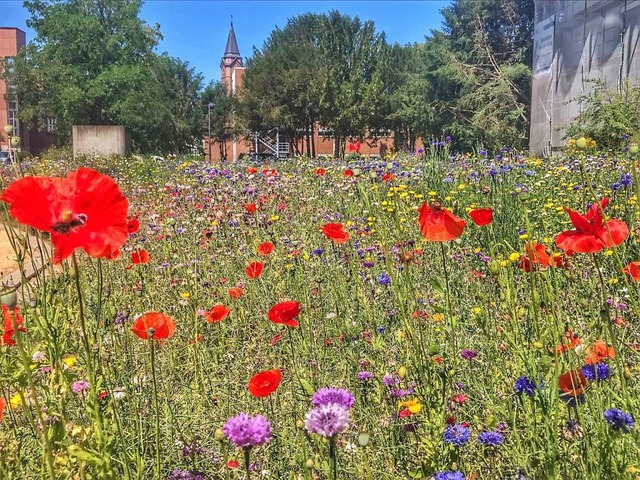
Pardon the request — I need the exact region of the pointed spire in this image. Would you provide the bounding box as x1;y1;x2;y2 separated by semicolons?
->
224;21;241;59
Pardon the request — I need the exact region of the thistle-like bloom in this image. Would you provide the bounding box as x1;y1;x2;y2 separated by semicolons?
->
478;431;504;446
312;387;355;409
444;424;470;446
223;413;272;449
514;376;537;396
305;403;350;438
434;472;465;480
604;409;635;432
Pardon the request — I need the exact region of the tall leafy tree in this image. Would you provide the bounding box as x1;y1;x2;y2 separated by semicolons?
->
7;0;204;153
201;81;242;160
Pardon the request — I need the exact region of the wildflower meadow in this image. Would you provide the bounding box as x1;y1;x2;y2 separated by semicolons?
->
1;144;640;480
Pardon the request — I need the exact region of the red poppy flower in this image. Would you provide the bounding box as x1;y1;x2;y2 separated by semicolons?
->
257;242;274;256
517;243;553;272
623;261;640;281
1;305;25;346
131;312;176;340
127;217;140;234
555;198;628;253
585;339;615;365
246;261;264;279
322;223;350;244
246;167;258;174
554;330;582;355
0;397;5;422
315;167;326;176
382;173;395;182
205;304;230;323
348;142;361;153
226;460;240;469
344;169;354;178
228;287;244;299
262;169;277;177
248;369;282;397
131;250;149;265
558;369;587;397
244;203;257;214
417;202;466;242
469;208;493;226
268;301;301;327
0;168;129;263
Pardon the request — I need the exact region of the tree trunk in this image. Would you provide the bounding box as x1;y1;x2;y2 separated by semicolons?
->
311;122;316;158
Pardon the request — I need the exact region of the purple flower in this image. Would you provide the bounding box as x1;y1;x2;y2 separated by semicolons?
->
223;413;272;449
444;424;470;446
382;374;400;387
460;349;477;360
357;371;373;381
604;409;635;432
478;431;504;446
514;376;537;396
312;387;355;409
305;403;350;438
168;469;206;480
434;472;465;480
581;363;611;381
71;380;90;394
377;273;391;285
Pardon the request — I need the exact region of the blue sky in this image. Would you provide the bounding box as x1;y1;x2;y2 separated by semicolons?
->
4;0;450;84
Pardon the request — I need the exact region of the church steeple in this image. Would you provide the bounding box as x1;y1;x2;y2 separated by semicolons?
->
220;21;245;94
224;22;242;61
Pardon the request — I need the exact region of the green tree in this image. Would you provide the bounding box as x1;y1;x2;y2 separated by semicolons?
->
6;0;204;153
201;81;242;160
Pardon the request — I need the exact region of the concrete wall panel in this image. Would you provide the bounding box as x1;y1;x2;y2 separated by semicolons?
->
72;125;130;158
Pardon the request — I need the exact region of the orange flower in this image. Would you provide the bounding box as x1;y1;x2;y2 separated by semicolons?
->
246;261;264;279
418;202;466;242
555;197;628;254
623;261;640;281
205;304;230;323
246;167;258;174
517;243;553;272
1;305;25;346
131;249;149;264
257;242;274;256
322;223;350;244
468;208;493;226
268;301;301;327
248;369;282;397
0;168;129;263
228;287;244;299
131;312;176;340
554;330;582;355
585;339;615;365
0;397;5;422
558;369;587;397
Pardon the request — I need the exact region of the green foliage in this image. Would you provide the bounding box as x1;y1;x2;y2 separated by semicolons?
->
201;81;242;160
5;0;204;153
565;79;640;150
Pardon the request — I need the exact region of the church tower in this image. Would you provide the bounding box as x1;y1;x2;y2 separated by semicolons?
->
220;22;244;94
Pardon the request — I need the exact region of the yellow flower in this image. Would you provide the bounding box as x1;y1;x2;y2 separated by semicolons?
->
10;392;22;409
62;356;77;369
398;398;422;414
471;307;482;315
432;313;444;323
180;292;190;299
269;215;280;222
428;191;437;197
508;252;521;262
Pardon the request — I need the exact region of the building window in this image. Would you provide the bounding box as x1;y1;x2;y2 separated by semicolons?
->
7;101;19;133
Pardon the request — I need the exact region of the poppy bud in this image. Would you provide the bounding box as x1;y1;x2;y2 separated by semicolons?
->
398;366;407;379
576;137;587;149
630;143;639;154
296;419;305;429
0;290;18;308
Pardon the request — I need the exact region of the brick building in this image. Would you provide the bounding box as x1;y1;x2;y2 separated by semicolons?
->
206;23;397;162
0;27;51;155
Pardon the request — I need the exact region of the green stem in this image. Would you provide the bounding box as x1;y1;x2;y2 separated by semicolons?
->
150;339;161;479
329;436;337;480
244;447;251;480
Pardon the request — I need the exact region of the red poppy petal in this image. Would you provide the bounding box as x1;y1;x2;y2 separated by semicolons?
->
555;231;605;253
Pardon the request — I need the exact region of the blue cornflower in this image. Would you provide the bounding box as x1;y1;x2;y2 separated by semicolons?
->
434;471;465;480
444;424;470;446
604;409;635;432
581;363;611;381
377;273;391;285
478;431;504;446
514;376;537;396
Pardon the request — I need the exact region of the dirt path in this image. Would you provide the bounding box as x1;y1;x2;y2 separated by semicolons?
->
0;226;18;277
